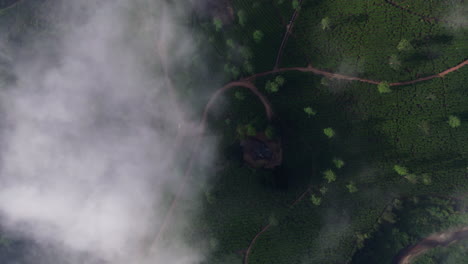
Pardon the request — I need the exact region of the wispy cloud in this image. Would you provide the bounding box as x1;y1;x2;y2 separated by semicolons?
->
0;0;215;263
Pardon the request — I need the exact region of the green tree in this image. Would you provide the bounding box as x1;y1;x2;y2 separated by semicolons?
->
243;61;254;74
405;174;418;184
346;181;358;193
323;127;335;138
237;10;247;26
448;115;461;128
304;106;317;117
265;126;275;139
397;38;413;51
265;80;279;93
333;158;345;169
235;91;245;100
224;118;231;125
321;17;331;30
394;165;408;176
323;169;336;183
292;0;299;9
226;39;235;48
389;54;401;70
310;194;322;206
253;30;264;43
213;17;223;32
239;47;253;60
275;75;285;86
246;124;256;136
378;81;392;93
320;77;330;86
319;186;328;195
421;174;432;185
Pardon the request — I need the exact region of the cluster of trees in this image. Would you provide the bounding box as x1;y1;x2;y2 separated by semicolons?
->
265;75;285;93
310;157;350;206
394;165;432;185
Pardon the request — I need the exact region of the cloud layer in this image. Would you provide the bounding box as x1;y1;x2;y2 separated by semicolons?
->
0;0;212;263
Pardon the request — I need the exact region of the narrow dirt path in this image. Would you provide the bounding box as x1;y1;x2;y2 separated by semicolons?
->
395;226;468;264
244;59;468;87
243;185;313;264
273;0;303;69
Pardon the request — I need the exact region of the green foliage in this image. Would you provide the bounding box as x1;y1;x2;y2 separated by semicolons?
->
226;39;235;48
253;30;264;43
377;81;392;93
397;38;413;51
380;210;397;224
448;115;461;128
237;10;247;27
323;169;336;183
394;165;408;176
310;194;322;206
265;76;285;93
265;126;275;139
388;54;401;70
224;64;240;79
321;17;331;30
224;118;231;125
346;182;358;193
269;215;279;226
320;77;330;86
213;17;222;32
234;91;245;100
404;174;418;184
236;125;246;137
292;0;299;9
303;106;317;117
319;186;328;195
323;127;335;138
421;174;432;185
333;158;345;169
265;80;279;93
356;232;371;249
239;47;253;60
243;61;254;74
246;124;257;136
275;76;285;86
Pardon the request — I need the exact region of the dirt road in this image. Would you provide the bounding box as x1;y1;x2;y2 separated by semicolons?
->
395;226;468;264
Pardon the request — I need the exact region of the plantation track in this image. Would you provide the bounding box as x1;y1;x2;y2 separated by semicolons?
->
273;0;303;69
384;0;448;23
244;59;468;87
244;185;314;264
394;226;468;264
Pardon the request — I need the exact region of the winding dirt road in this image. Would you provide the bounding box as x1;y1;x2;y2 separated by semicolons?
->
245;59;468;87
395;226;468;264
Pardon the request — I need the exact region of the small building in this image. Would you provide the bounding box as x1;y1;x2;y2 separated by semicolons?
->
240;133;282;169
